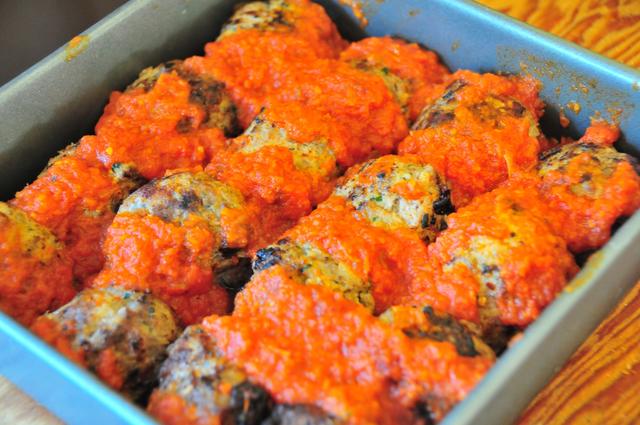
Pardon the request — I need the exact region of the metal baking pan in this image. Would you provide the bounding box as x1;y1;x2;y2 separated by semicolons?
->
0;0;638;424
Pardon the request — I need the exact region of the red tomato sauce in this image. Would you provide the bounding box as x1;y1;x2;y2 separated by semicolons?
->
340;36;451;121
203;265;492;424
399;70;545;207
93;213;230;325
76;73;227;180
11;155;127;284
284;196;437;314
0;210;75;326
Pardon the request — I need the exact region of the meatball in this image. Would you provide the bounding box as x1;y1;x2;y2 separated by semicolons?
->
217;0;346;56
335;155;452;242
0;202;75;326
380;305;495;359
119;171;250;249
349;59;411;117
237;113;340;204
253;239;374;311
341;37;450;122
400;71;544;207
128;60;240;137
219;0;294;37
11;153;138;284
31;287;180;401
264;404;338;425
418;185;578;330
537;137;640;253
74;62;237;181
148;325;273;425
94;171;253;323
204;266;492;424
119;170;254;291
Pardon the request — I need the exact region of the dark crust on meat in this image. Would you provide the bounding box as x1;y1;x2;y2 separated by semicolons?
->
412;402;437;425
264;404;338;425
222;381;274;425
412;80;466;131
252;239;374;311
127;60;241;137
412;78;530;132
252;242;284;273
154;325;273;424
401;307;480;357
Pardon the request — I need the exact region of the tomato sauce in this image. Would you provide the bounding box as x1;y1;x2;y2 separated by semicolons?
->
399;70;545;207
11;155;127;284
93;213;230;324
76;73;227;180
0;206;75;326
203;265;492;424
340;36;450;121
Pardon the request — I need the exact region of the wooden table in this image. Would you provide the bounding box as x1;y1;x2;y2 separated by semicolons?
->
1;1;639;424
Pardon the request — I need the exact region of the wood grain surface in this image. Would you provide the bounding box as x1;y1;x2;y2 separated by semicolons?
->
518;281;640;424
1;1;640;425
476;0;640;69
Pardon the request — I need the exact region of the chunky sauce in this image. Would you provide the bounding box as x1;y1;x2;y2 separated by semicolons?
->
341;36;450;121
203;266;492;424
93;214;231;324
399;70;545;207
76;73;227;180
11;155;126;283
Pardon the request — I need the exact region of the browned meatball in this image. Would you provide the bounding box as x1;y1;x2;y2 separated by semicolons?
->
128;60;240;137
380;305;495;359
253;239;374;311
335;155;452;243
32;287;180;401
537;140;640;252
148;325;273;425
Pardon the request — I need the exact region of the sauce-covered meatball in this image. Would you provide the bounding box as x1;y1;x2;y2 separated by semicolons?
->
400;71;545;207
32;287;180;401
94;171;253;324
413;185;578;330
148;325;273;425
0;202;75;325
336;155;452;242
75;62;238;181
341;36;450;122
11;152;139;284
537;123;640;252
